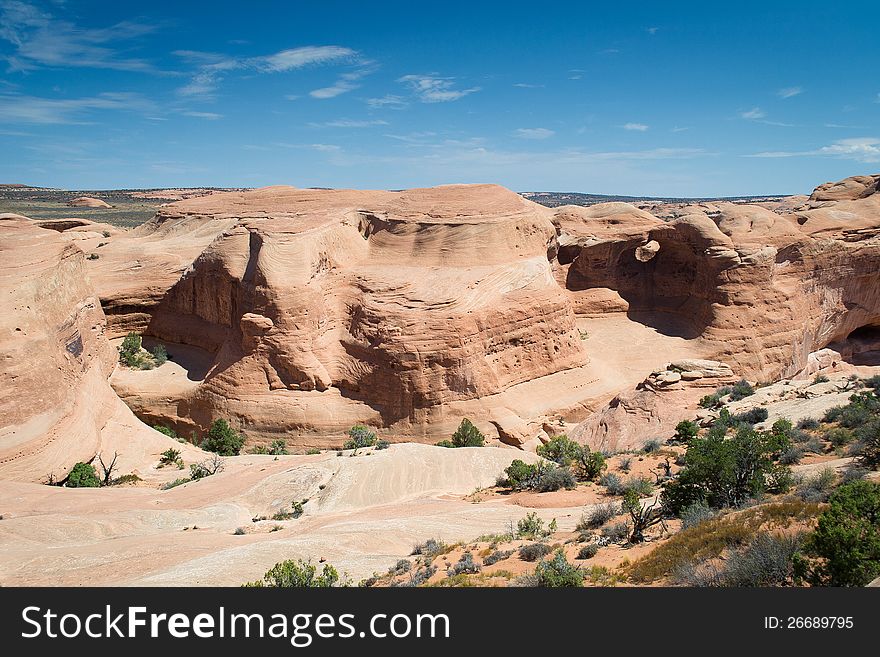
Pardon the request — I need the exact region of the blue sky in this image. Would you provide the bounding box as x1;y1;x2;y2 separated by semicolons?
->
1;0;878;196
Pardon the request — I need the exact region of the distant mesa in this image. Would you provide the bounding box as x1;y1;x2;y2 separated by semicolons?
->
67;196;112;208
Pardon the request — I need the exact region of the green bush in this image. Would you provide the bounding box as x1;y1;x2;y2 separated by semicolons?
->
268;439;288;455
577;449;606;481
516;511;549;539
577;502;619;531
698;393;722;409
450;418;485;447
643;438;662;453
375;439;390;450
118;332;143;367
343;424;377;450
673;420;699;443
534;550;584;587
797;480;880;586
245;559;340;587
66;461;101;488
732;407;769;425
200;419;245;456
797;417;820;430
661;424;792;513
519;543;552;562
533;466;576;492
576;544;599;560
728;379;755;402
537;434;582;465
151;344;168;365
159;448;183;468
153;425;178;439
825;427;854;447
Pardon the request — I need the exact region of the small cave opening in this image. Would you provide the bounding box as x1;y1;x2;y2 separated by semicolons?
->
827;323;880;366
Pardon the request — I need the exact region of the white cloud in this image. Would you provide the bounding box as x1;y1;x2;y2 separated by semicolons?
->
182;111;222;120
0;91;153;124
623;122;649;131
175;45;360;100
311;119;388;128
309;60;376;99
777;86;803;99
514;127;555;139
513;83;544;88
0;0;158;72
741;107;766;120
647;26;659;35
747;137;880;163
366;94;407;109
397;74;480;103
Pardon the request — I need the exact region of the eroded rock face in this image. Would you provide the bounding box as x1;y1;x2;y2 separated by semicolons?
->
117;184;587;443
553;181;880;381
67;196;111;208
67;175;880;448
0;217;187;482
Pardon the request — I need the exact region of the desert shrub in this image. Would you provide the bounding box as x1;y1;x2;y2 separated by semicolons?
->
841;466;869;484
447;552;481;576
518;543;551;562
643;438;662;453
578;502;619;531
796;480;880;586
534;550;584;587
109;473;141;486
673;420;699;443
159;447;182;467
619;456;632;472
398;565;437;587
516;511;548;539
825;427;854;447
599;472;623;495
680;532;806;587
306;448;321;455
161;477;190;490
391;559;411;575
661;424;792;514
537;434;581;465
802;436;825;454
732;407;769;425
577;544;599;560
245;559;340;588
483;549;513;566
266;439;287;455
450;418;485;447
796;467;837;503
624;476;654;496
796;417;820;430
233;527;246;535
200;419;245;456
500;459;538;490
576;449;607;481
151;344;168;365
118;332;142;366
778;445;804;465
601;521;630;543
863;375;880;390
533;466;576;492
101;230;111;238
728;379;755;401
153;424;178;439
698;393;722;409
679;501;714;529
189;463;211;480
343;424;377;450
435;440;454;448
813;374;830;384
411;538;446;558
66;462;100;488
855;424;880;470
290;499;305;518
375;439;390;450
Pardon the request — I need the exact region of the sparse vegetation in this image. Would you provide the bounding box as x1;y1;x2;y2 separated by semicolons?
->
673;420;699;443
576;544;599;559
537;434;581;465
65;461;100;488
159;447;183;469
343;424;377;450
518;543;552;562
728;379;755;401
200;419;245;456
661;424;792;514
448;418;485;447
244;559;341;588
533;550;583;587
577;502;618;531
795;480;880;586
